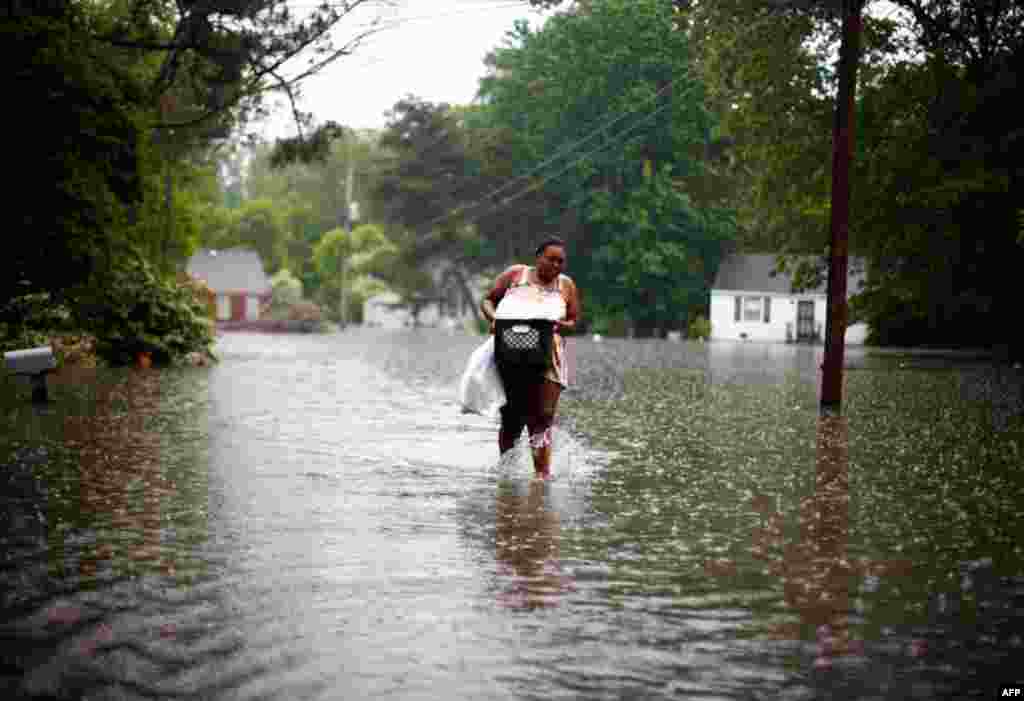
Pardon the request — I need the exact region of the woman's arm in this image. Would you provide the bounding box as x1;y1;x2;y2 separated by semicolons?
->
481;266;519;330
556;277;580;334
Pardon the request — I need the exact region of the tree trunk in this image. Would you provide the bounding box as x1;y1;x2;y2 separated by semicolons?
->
821;0;863;413
451;267;483;324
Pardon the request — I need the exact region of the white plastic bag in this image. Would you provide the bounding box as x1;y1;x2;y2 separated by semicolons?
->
457;336;506;419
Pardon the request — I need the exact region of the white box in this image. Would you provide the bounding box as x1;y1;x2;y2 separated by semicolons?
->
4;346;56;375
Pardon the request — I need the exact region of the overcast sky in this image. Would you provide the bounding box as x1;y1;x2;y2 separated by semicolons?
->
258;0;557;140
257;0;909;141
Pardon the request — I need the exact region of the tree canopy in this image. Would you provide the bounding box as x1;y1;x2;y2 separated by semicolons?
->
6;0;382;304
684;0;1023;352
471;0;734;335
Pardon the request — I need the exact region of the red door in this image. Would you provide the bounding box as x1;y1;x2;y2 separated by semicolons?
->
230;294;246;321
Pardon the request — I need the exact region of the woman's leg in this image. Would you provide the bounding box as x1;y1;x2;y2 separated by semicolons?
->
526;380;562;476
499;404;526;454
498;367;527;455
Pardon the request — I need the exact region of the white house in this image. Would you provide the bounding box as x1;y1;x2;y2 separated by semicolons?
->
363;262;488;330
185;248;272;322
363;291;416;329
709;254;869;344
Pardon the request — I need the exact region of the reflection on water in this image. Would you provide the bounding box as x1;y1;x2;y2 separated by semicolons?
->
1;331;1023;700
495;478;575;610
745;415;857;662
0;365;224;699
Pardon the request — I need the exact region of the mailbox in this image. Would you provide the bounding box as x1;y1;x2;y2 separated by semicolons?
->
4;346;56;375
3;346;55;402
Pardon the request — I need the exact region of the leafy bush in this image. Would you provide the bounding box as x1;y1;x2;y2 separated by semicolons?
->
287;301;322;322
50;334;99;367
262;270;315;323
688;314;711;341
271;269;303;308
178;273;215;321
0;293;71;354
70;251;215;366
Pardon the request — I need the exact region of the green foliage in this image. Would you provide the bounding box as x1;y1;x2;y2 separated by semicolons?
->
685;0;837;249
313;223;396;321
196;201;240;250
5;0;378;318
259;269;328;330
0;294;74;356
6;5;147;303
234;199;289;274
69;250;215;366
269;122;346;168
243;130;386;302
688;0;1024;356
270;269;304;307
475;0;734;334
688;314;711;341
375;99;484;255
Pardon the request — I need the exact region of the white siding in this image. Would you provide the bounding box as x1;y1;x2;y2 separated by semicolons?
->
363;290;480;330
711;290;868;345
815;298;828;340
364;292;411;329
246;295;261;321
845;322;868;345
711;291;803;342
216;294;231;321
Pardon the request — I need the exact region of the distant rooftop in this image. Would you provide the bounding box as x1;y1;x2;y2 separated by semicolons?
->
185;248;272;294
713;253;866;295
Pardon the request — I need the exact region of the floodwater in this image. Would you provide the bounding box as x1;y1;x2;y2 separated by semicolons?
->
2;329;1022;700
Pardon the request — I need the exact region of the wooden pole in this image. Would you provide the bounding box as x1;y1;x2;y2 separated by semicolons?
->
820;0;862;413
341;153;354;329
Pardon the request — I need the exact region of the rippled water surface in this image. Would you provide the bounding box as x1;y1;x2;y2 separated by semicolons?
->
2;330;1023;700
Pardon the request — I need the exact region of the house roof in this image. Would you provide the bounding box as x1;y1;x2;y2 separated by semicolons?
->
712;253;866;295
185;248;272;294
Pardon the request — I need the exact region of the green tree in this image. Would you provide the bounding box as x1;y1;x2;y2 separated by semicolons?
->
371;98;495;316
686;0;1024;355
7;3;147;305
313;223;395;321
233;199;289;274
475;0;734;335
5;0;384;303
248;129;387;299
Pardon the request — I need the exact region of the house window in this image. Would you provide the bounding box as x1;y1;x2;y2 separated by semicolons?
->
216;294;231;321
734;296;771;323
743;297;762;322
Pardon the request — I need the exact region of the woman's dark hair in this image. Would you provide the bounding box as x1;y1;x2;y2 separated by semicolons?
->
535;237;567;256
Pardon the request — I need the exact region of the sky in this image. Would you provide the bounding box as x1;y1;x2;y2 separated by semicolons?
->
255;0;909;142
258;0;557;141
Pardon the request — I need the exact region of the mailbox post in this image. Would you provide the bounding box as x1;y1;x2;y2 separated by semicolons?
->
4;346;56;403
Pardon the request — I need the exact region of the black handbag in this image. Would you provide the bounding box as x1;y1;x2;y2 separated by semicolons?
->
494;318;553;373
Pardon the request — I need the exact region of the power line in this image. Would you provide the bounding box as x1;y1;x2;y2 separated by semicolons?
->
425;95;678;232
285;1;530;25
464;77;680;211
421;78;685;232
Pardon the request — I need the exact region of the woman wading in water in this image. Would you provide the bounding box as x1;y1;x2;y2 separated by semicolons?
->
481;238;580;479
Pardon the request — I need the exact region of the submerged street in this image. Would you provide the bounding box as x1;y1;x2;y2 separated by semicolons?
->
2;330;1022;700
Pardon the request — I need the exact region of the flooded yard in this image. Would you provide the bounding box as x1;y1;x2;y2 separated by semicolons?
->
2;329;1022;700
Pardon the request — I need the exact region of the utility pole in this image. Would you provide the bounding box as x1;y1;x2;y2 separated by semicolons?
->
341;153;354;329
820;0;863;414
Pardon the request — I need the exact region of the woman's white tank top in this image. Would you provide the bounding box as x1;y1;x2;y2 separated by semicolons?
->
494;266;567;321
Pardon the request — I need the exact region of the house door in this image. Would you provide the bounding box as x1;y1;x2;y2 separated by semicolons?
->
230;294;246;321
796;300;815;342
